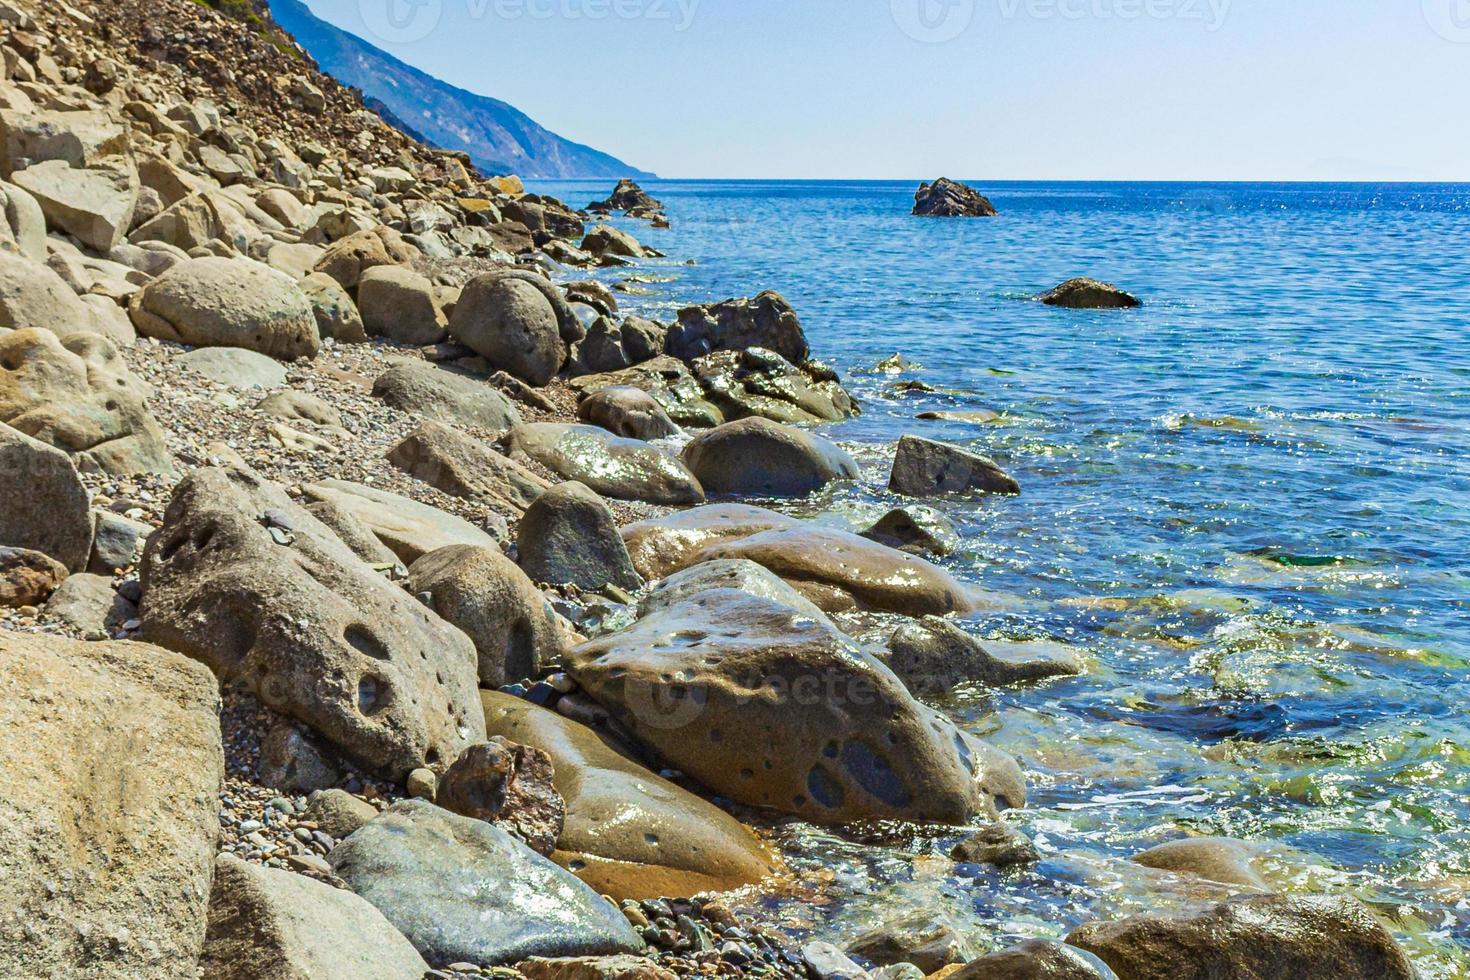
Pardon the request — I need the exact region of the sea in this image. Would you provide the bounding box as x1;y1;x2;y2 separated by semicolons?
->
529;179;1470;977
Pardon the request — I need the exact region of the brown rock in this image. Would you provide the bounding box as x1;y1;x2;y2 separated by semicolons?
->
438;736;566;856
0;545;66;607
1130;837;1270;890
388;420;547;517
519;955;677;980
1038;278;1141;309
889;435;1020;497
620;503;798;581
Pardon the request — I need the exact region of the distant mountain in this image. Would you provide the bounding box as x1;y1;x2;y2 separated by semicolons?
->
268;0;652;179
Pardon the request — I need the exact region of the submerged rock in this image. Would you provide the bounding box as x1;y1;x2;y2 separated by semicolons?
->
328;799;644;967
1066;894;1414;980
912;178;997;218
950;821;1040;868
845;911;976;975
1039;277;1141;309
949;941;1116;980
890;435;1021;497
885;618;1083;693
570;589;1023;824
682;417;859;497
1130;837;1270;890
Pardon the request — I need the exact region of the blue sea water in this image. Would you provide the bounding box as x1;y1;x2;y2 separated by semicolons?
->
531;180;1470;974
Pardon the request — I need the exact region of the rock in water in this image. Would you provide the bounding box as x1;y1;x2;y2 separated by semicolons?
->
482;691;774;900
912;178;997;217
682;417;859;497
845;911;976;975
128;256;321;359
1129;836;1270;890
1066;894;1415;980
507;423;704;507
518;482;645;593
328;800;644;967
0;632;223;979
1038;277;1141;309
950;821;1040;869
667;292;810;365
408;544;570;688
140;464;485;780
949;941;1117;980
885;617;1083;693
437;736;566;856
0;422;93;571
200;855;429;980
860;507;961;557
889;435;1021;497
589;179;663;213
570;589;1024;824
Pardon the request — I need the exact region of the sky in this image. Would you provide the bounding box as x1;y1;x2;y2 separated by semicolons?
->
302;0;1470;180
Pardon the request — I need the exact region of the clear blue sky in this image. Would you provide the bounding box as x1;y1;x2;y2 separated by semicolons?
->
305;0;1470;180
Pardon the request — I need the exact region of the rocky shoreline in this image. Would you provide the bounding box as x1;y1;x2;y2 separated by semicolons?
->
0;1;1426;979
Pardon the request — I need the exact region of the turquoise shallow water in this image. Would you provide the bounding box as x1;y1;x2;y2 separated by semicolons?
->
531;180;1470;975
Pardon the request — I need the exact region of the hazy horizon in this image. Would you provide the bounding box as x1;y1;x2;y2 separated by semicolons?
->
303;0;1470;182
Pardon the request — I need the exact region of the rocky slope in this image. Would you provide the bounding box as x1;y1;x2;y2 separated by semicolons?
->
0;0;1422;978
269;0;652;179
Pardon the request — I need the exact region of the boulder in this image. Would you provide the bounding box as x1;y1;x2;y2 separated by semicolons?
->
589;179;663;213
300;272;367;343
0;632;223;979
668;292;809;365
0;545;66;607
0;328;173;475
950;821;1040;868
692;347;857;425
0;178;45;260
11;157;138;252
129;257;321;360
1129;837;1270;890
372;359;521;433
255;187;312;230
507;423;704;507
303;478;505;564
845;911;976;975
582;224;648;260
302;789;379;841
313;226;416;291
912;178;997;217
682;417;859;497
328;799;644;967
408;544;570;688
305;497;404;572
43;571;135;633
517;482;644;593
1039;277;1141;309
502;196;584;241
570;316;634;375
437;736;565;855
449;270;581;387
568;356;723;429
180;347;287;389
358;265;448;346
640;559;828;623
0;109;128;175
860;507;960;557
620;504;798;581
0;250;114;339
948;941;1116;980
0;422;92;571
1066;895;1414;980
141;465;485;779
570;589;1023;824
697;526;986;616
89;509;148;574
256;390;344;432
889;435;1020;497
577;385;679;441
483;691;775;901
201;856;428;980
389;420;547;517
885;618;1083;693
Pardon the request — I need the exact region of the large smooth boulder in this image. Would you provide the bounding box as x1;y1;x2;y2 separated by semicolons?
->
128;257;321;360
200;855;429;980
912;178;997;217
577;384;679;441
328;800;644;967
449;270;581;387
312;226;416;291
0;422;92;571
889;435;1020;497
949;941;1116;980
640;559;828;623
372;359;521;433
300;272;367;343
507;423;704;506
482;692;775;900
0;328;173;475
11;158;138;252
1066;895;1414;980
667;291;809;365
408;544;570;688
682;417;859;497
0;250;114;339
0;632;223;978
0;109;128;175
1039;277;1141;309
388;420;547;516
358;265;448;346
620;504;798;581
571;589;1022;824
141;465;485;779
303;479;505;564
696;525;986;616
517;482;643;593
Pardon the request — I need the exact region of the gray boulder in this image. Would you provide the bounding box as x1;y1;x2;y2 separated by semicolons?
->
682;417;859;497
449;270;581;387
11;157;139;252
301;272;367;343
0;422;92;571
912;178;997;218
0;250;115;339
640;559;827;623
889;435;1020;497
372;359;521;434
328;800;644;967
303;478;506;564
518;482;643;594
179;347;288;389
358;265;448;346
885;618;1083;694
507;422;704;507
388;420;548;517
576;385;679;441
860;507;961;557
43;572;135;634
128;257;321;360
668;292;809;365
